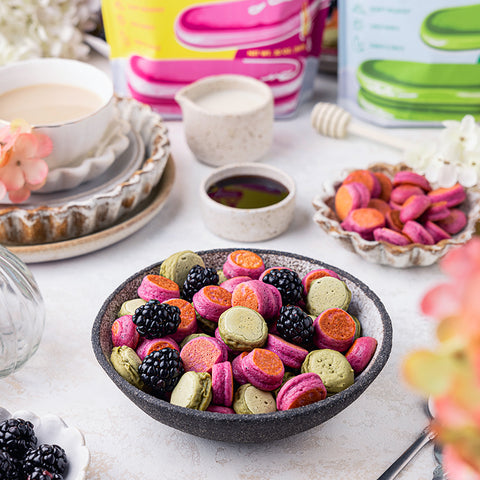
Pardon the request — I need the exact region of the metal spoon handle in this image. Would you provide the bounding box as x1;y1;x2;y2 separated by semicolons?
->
377;427;436;480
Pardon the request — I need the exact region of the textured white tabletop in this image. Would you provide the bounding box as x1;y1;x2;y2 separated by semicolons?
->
0;53;442;480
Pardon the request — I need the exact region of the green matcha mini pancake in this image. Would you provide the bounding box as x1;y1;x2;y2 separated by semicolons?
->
110;346;144;389
421;4;480;51
170;371;212;410
218;306;268;352
159;250;205;290
118;298;146;317
233;383;276;414
306;276;351;317
301;349;354;394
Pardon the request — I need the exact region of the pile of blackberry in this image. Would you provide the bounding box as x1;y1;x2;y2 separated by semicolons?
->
0;418;68;480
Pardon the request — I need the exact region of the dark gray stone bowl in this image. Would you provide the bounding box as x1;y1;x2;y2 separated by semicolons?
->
92;248;392;443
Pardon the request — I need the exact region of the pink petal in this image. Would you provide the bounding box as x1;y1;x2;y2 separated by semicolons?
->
33;132;53;158
12;133;38;159
443;446;480;480
21;158;48;185
8;186;31;203
0;164;24;191
421;283;461;319
442;239;480;280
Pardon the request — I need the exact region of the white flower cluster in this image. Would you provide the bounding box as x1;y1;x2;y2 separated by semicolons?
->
405;115;480;188
0;0;101;65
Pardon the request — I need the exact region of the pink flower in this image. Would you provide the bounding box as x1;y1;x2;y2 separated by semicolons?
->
0;120;52;203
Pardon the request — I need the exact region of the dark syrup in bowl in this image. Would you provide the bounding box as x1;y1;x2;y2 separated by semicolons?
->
207;175;289;209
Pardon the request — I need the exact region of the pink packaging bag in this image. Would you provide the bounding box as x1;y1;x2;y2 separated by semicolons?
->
102;0;330;118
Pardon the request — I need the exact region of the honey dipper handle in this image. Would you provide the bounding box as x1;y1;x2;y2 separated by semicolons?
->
311;102;408;151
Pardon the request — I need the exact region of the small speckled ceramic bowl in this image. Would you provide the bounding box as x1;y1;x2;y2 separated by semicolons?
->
91;248;392;443
312;163;480;268
175;74;274;166
200;163;296;242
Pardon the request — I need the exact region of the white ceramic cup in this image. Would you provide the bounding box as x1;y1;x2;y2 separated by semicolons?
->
0;58;114;170
175;74;274;167
200;162;296;242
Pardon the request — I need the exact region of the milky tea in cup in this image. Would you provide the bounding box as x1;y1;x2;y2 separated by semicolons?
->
0;58;114;169
0;84;104;125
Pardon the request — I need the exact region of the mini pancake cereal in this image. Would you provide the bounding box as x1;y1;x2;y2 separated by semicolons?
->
334;169;468;246
109;250;378;413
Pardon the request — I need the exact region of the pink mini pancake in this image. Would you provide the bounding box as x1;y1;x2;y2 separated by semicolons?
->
373;227;411;246
428;184;466;207
399;195;431;223
341;208;385;241
386;210;404;233
372;171;393;202
390;185;424;204
180;336;228;373
367;198;391;217
402;220;435;245
219;276;251;293
389;200;403;211
265;334;308;369
265;283;282;320
193;285;232;322
423;201;450;222
334;182;370;221
232;280;280;321
136;336;179;360
435;209;467;235
343;170;381;198
211;361;234;407
392;171;432;191
163;298;197;343
231;351;249;384
206;405;235;414
345;336;378;374
276;372;327;411
111;315;140;349
302;269;340;295
243;348;284;391
425;221;451;243
137;274;180;302
223;250;265;279
313;308;356;352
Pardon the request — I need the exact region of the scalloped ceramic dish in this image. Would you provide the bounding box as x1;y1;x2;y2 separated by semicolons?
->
0;97;170;245
0;408;90;480
312;163;480;268
92;248;392;443
38;111;131;193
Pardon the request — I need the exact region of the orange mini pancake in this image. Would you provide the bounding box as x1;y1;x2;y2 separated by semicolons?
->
314;308;356;352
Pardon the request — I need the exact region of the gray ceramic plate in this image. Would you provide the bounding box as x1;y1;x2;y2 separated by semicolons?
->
92;249;392;443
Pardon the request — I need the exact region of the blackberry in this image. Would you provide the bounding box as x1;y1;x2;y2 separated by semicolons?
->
0;450;21;480
182;266;219;302
23;444;68;477
133;300;181;339
0;417;37;460
277;305;314;345
27;469;63;480
262;268;303;305
138;348;184;397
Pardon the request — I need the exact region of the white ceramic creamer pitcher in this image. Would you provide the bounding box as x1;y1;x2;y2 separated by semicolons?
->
175;74;274;167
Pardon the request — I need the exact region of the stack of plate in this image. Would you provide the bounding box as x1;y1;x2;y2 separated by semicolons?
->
2;97;175;263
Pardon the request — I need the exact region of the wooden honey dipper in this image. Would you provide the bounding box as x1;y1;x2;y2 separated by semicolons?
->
311;102;412;151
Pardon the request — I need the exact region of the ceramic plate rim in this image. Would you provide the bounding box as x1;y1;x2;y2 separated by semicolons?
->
7;155;175;263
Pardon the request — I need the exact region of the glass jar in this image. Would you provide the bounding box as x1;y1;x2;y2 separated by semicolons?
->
0;246;44;377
